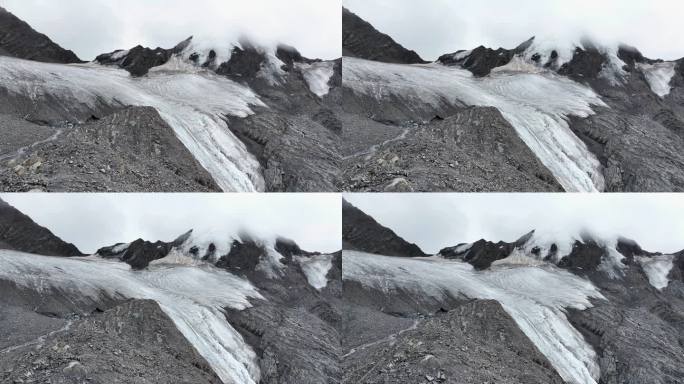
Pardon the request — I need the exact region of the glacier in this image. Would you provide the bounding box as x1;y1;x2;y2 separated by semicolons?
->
0;56;266;192
0;249;265;384
343;56;607;192
343;250;606;384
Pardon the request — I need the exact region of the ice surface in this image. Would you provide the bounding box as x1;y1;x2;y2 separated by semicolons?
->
0;56;266;192
295;253;334;290
343;250;605;384
297;61;335;97
637;254;675;290
638;62;676;97
343;57;607;192
0;250;264;384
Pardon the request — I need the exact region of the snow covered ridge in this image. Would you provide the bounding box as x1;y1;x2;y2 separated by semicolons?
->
343;250;605;384
0;249;264;384
343;56;607;192
0;55;266;191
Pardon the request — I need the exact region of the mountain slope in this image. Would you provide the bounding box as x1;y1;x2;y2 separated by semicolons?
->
0;6;82;63
0;198;82;256
342;7;426;64
343;199;426;257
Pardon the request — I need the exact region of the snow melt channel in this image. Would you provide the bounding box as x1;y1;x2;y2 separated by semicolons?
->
343;57;607;192
0;56;266;192
0;250;264;384
343;250;605;384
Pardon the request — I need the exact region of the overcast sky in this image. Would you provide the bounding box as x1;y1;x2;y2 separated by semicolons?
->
343;0;684;61
1;0;341;60
2;194;341;254
345;193;684;254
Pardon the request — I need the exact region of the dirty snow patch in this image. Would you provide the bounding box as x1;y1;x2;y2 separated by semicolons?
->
296;254;334;290
638;62;676;97
637;254;675;290
298;61;335;97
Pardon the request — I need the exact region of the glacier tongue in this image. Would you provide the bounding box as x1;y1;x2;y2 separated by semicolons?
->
0;250;264;384
0;56;266;192
343;57;607;192
343;250;605;384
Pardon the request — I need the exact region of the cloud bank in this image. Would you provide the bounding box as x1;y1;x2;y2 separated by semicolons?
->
345;193;684;254
343;0;684;61
2;0;341;60
2;193;341;254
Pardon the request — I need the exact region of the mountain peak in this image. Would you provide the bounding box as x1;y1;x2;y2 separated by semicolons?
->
0;6;83;63
342;7;427;64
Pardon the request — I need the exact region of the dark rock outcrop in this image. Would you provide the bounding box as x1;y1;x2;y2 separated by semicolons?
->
0;198;82;256
97;230;192;269
342;199;426;257
0;6;82;63
440;230;534;270
95;37;191;76
342;7;426;64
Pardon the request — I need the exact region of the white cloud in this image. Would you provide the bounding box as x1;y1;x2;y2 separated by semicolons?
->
2;0;341;60
345;193;684;254
2;193;341;254
343;0;684;61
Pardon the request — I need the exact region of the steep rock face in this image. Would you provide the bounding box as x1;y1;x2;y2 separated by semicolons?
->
342;7;426;64
0;198;82;256
437;38;533;76
342;199;425;257
0;106;221;192
0;6;82;63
